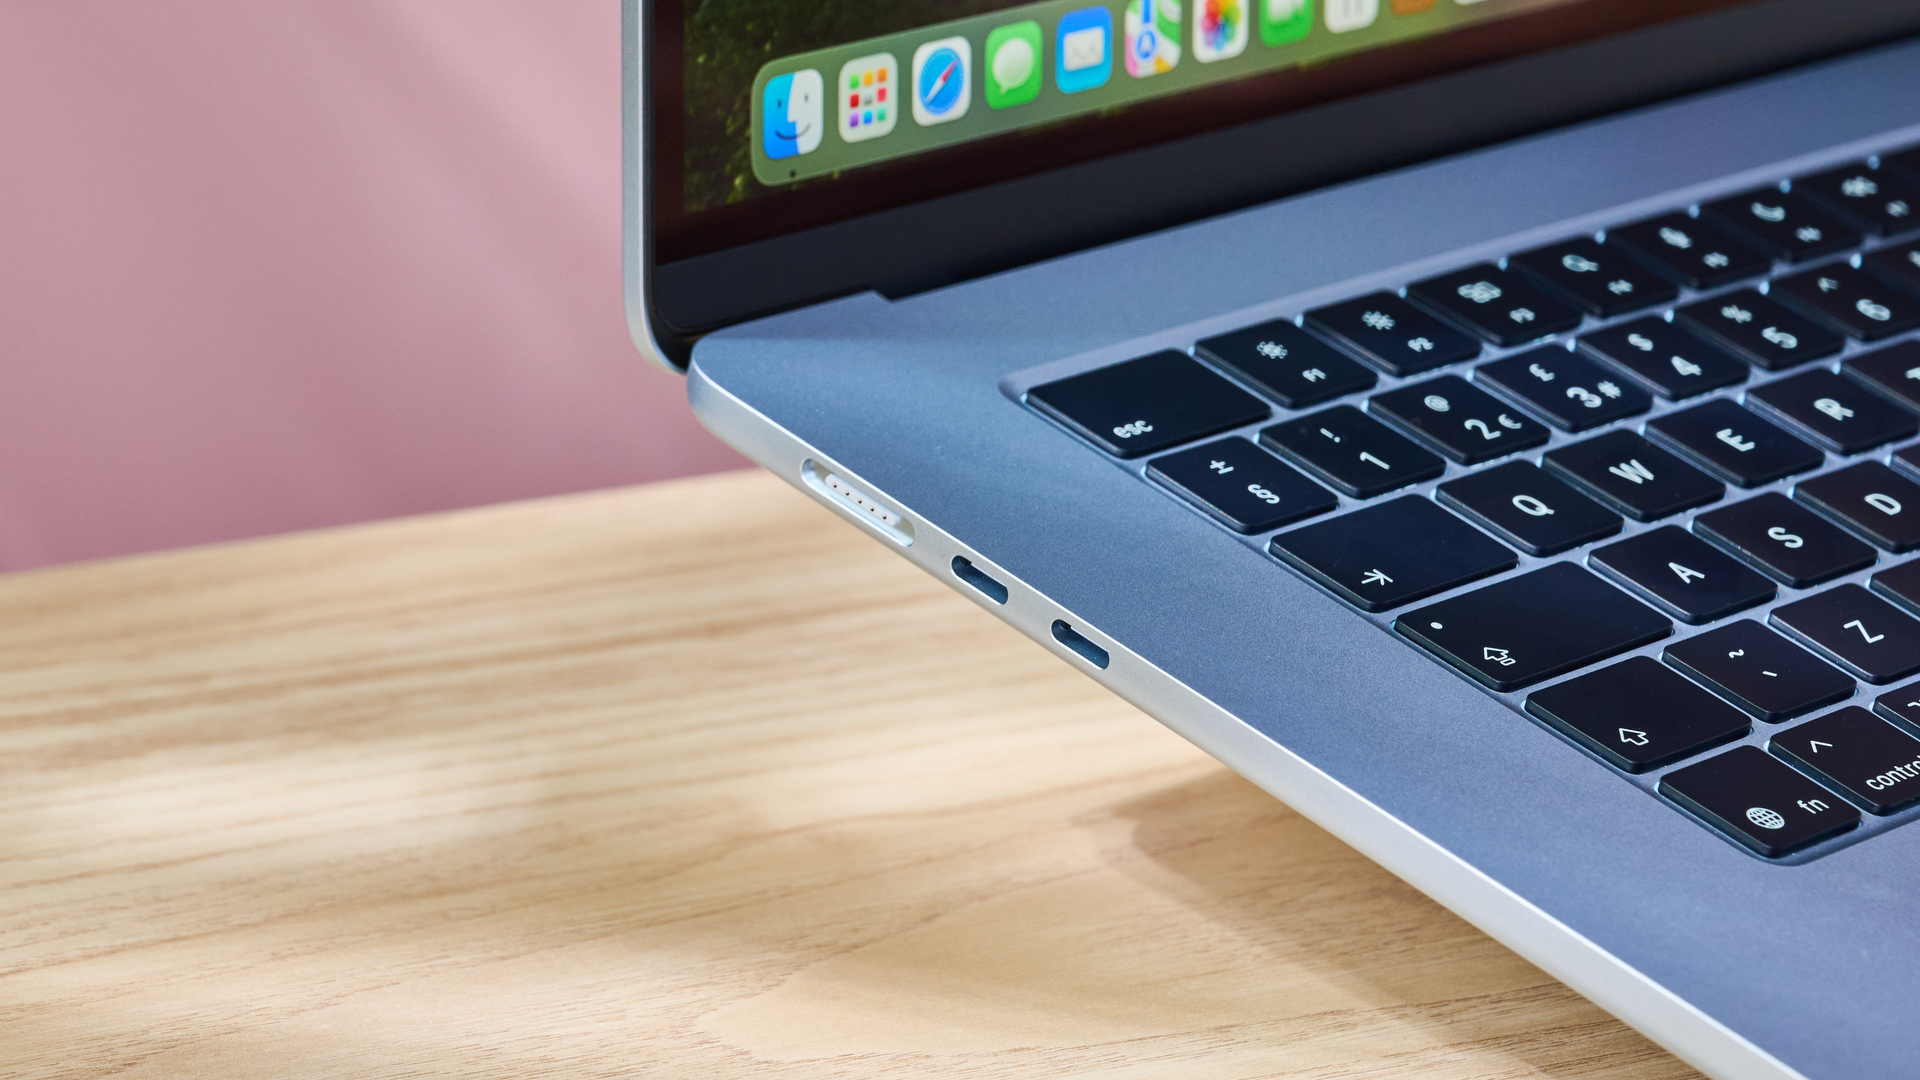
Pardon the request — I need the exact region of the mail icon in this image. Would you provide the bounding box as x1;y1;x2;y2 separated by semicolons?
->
1055;7;1113;93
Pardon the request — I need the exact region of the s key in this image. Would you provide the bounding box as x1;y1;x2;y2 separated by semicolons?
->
1693;493;1876;588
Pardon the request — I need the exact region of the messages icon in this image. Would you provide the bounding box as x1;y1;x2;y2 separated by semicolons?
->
762;69;823;160
1056;7;1113;94
985;22;1043;108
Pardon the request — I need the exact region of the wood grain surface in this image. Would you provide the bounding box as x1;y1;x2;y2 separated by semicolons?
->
0;469;1702;1078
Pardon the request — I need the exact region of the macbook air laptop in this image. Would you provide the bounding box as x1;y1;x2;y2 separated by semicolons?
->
624;2;1920;1076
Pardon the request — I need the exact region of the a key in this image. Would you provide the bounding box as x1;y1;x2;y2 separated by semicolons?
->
1578;318;1747;400
1542;431;1723;522
1663;620;1855;721
1770;585;1920;684
1660;746;1859;857
1643;399;1823;488
1147;438;1337;533
1509;237;1678;317
1872;682;1920;727
1194;320;1377;409
1773;707;1920;815
1589;526;1775;623
1475;347;1651;431
1366;376;1549;464
1675;290;1843;371
1395;563;1669;692
1259;406;1445;498
1869;559;1920;616
1405;265;1583;347
1771;264;1920;340
1028;351;1270;458
1435;461;1621;556
1702;188;1862;262
1795;163;1920;237
1864;240;1920;295
1795;462;1920;552
1841;340;1920;413
1526;657;1749;772
1693;493;1875;587
1608;213;1771;288
1270;496;1516;612
1303;293;1481;376
1744;369;1918;454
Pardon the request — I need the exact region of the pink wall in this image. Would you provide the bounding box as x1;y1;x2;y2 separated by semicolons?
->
0;0;745;572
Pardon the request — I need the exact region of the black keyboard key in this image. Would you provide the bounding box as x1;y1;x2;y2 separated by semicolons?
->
1259;406;1445;498
1841;340;1920;413
1664;621;1855;721
1405;266;1583;347
1543;431;1723;522
1509;237;1678;317
1395;563;1669;692
1745;369;1919;454
1590;526;1775;624
1675;290;1843;371
1609;213;1771;288
1644;399;1823;488
1270;496;1515;612
1870;559;1920;616
1367;376;1549;464
1303;293;1481;377
1884;145;1920;186
1475;348;1651;432
1579;318;1747;400
1771;585;1920;684
1436;462;1621;556
1773;707;1920;815
1702;188;1862;262
1771;264;1920;340
1873;683;1920;727
1661;747;1859;857
1029;351;1269;458
1527;657;1749;772
1694;493;1875;587
1864;239;1920;295
1194;320;1377;409
1795;163;1920;237
1795;462;1920;552
1148;438;1337;533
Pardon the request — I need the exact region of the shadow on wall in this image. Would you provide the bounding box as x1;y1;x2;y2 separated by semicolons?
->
0;0;746;572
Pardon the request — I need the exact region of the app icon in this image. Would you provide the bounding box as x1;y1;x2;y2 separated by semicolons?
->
1261;0;1312;44
985;22;1043;108
837;53;897;142
1390;0;1435;11
1324;0;1377;32
1056;7;1113;93
1125;0;1182;77
1194;0;1247;61
911;37;972;126
762;69;823;160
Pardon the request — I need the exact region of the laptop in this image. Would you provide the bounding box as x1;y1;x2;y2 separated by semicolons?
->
625;2;1920;1076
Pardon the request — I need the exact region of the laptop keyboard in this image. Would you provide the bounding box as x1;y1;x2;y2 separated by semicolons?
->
1023;148;1920;860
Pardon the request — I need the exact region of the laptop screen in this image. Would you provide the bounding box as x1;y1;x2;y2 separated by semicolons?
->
652;0;1758;265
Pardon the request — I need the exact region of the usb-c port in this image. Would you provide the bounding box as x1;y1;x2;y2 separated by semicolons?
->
951;557;1008;605
1051;620;1109;669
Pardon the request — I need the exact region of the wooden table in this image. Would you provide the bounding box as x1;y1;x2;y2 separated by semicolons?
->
0;470;1702;1078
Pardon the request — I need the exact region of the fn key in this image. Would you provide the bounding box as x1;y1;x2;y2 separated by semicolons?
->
1661;746;1858;857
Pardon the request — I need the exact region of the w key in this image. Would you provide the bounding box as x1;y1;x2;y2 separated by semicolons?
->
1770;585;1920;684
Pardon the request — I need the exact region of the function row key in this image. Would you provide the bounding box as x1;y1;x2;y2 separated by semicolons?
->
1607;212;1772;289
1303;293;1482;377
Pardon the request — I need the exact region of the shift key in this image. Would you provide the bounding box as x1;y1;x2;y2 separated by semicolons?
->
1395;563;1670;691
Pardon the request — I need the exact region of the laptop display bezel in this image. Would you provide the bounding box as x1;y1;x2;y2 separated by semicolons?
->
628;0;1920;371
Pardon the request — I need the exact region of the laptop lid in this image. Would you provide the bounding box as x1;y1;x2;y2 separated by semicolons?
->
626;0;1920;372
